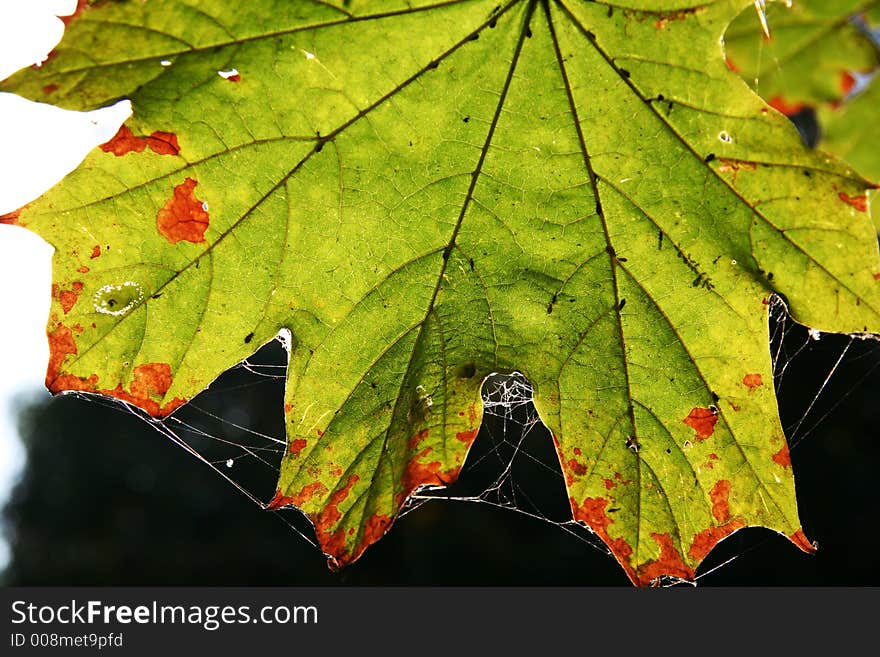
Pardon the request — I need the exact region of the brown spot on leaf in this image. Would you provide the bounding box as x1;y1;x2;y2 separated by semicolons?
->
90;245;101;259
42;84;59;94
604;478;616;490
289;438;308;457
838;193;868;212
637;533;695;586
689;520;745;561
743;373;763;389
100;124;180;156
772;443;791;468
156;177;210;244
571;496;636;584
684;407;718;440
710;479;731;523
789;528;817;554
77;266;89;273
768;96;806;116
705;453;719;469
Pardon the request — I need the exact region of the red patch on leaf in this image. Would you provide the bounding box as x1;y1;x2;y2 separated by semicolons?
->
725;57;739;73
604;478;616;490
46;324;78;388
100;124;180;156
0;209;21;225
874;273;880;280
407;429;429;449
53;281;83;315
742;373;763;389
46;343;185;417
572;496;636;584
77;266;90;273
683;407;718;440
768;96;806;116
289;438;308;457
689;520;745;561
710;479;731;523
156;178;210;244
455;429;478;445
397;447;452;505
772;443;791;468
637;533;695;586
705;453;719;470
42;84;59;95
840;71;856;96
90;245;101;259
838;193;868;212
60;0;89;25
567;459;587;477
790;528;817;554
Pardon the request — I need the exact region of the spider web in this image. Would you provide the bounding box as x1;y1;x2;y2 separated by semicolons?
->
56;290;880;586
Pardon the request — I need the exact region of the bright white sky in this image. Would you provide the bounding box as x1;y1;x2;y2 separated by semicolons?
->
0;0;130;570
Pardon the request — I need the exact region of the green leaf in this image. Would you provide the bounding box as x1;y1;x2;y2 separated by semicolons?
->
819;79;880;182
724;0;879;112
4;0;879;585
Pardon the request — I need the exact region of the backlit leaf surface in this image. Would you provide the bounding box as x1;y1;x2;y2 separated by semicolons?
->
4;0;880;584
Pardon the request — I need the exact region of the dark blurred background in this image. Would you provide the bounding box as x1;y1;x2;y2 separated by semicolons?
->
1;300;879;586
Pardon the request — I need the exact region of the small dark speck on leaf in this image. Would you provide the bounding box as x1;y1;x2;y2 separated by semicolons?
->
705;153;716;162
619;68;630;79
469;257;474;270
607;6;614;17
618;298;627;311
463;116;470;123
151;293;162;299
244;332;254;344
489;18;497;28
427;60;439;69
657;231;664;250
467;32;479;41
525;27;532;38
454;362;477;379
665;448;671;454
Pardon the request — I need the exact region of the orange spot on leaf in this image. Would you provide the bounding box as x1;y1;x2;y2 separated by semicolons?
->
790;528;817;554
156;177;210;244
572;496;636;584
42;83;58;94
637;533;695;586
725;57;739;73
289;438;308;457
455;429;478;445
710;479;731;523
838;193;868;212
742;373;763;390
100;124;180;157
0;209;21;225
840;71;856;96
684;407;718;440
689;520;745;561
90;245;101;259
768;96;807;116
772;443;791;468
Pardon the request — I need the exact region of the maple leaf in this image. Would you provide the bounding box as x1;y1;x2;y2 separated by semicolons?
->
3;0;879;585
